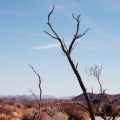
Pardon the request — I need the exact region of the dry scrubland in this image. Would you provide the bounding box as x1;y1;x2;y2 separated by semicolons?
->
0;98;87;120
0;98;120;120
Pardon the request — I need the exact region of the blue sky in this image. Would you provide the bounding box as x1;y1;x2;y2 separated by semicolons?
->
0;0;120;97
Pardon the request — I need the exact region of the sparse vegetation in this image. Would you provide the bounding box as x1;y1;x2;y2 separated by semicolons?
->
0;98;119;120
0;4;119;120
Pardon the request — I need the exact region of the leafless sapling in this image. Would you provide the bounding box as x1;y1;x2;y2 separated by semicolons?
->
86;65;120;120
29;65;42;120
86;65;104;113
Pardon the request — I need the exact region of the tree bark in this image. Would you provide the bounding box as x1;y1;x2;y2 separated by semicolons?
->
67;55;95;120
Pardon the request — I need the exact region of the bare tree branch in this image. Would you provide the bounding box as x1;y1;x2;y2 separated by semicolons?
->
44;7;67;54
68;14;80;54
70;42;78;53
62;38;68;51
76;63;78;69
48;5;55;23
69;14;89;54
44;31;58;39
72;14;81;22
29;90;40;108
29;64;42;102
77;28;89;39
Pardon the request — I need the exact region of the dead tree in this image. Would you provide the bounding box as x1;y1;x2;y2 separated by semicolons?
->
29;65;42;120
86;65;104;114
86;65;120;120
44;6;95;120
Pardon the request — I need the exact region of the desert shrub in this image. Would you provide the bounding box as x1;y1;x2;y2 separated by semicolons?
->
101;104;113;116
44;105;61;118
0;114;13;120
52;112;68;120
7;99;16;106
60;102;89;120
15;102;24;109
67;110;89;120
0;105;4;113
0;99;4;104
21;112;34;120
21;100;34;109
3;107;12;115
0;115;7;120
0;105;12;115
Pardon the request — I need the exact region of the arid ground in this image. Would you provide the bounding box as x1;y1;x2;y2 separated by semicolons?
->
0;97;120;120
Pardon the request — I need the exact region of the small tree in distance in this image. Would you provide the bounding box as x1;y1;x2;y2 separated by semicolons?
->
86;65;104;114
44;6;95;120
86;65;120;120
29;64;42;120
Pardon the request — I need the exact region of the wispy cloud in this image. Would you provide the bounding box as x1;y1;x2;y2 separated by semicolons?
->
34;43;60;50
34;41;99;51
34;42;70;50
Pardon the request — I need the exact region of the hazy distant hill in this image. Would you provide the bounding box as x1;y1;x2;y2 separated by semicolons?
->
0;95;56;100
1;93;120;102
0;95;74;100
72;93;120;102
59;95;75;100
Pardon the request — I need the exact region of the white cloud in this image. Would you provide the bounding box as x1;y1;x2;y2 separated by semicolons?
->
34;41;70;50
34;43;60;50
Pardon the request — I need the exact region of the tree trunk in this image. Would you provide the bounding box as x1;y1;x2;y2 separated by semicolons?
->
67;55;95;120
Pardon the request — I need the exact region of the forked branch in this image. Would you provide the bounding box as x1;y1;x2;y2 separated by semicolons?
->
69;14;89;54
44;6;89;56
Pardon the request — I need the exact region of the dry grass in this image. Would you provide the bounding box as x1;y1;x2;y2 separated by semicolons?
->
0;98;119;120
92;117;120;120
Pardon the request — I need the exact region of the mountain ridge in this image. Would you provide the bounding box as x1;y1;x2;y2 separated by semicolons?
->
0;94;74;100
0;93;120;101
72;93;120;102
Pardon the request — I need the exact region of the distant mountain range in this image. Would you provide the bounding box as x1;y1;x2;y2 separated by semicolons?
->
0;95;74;100
0;93;120;102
